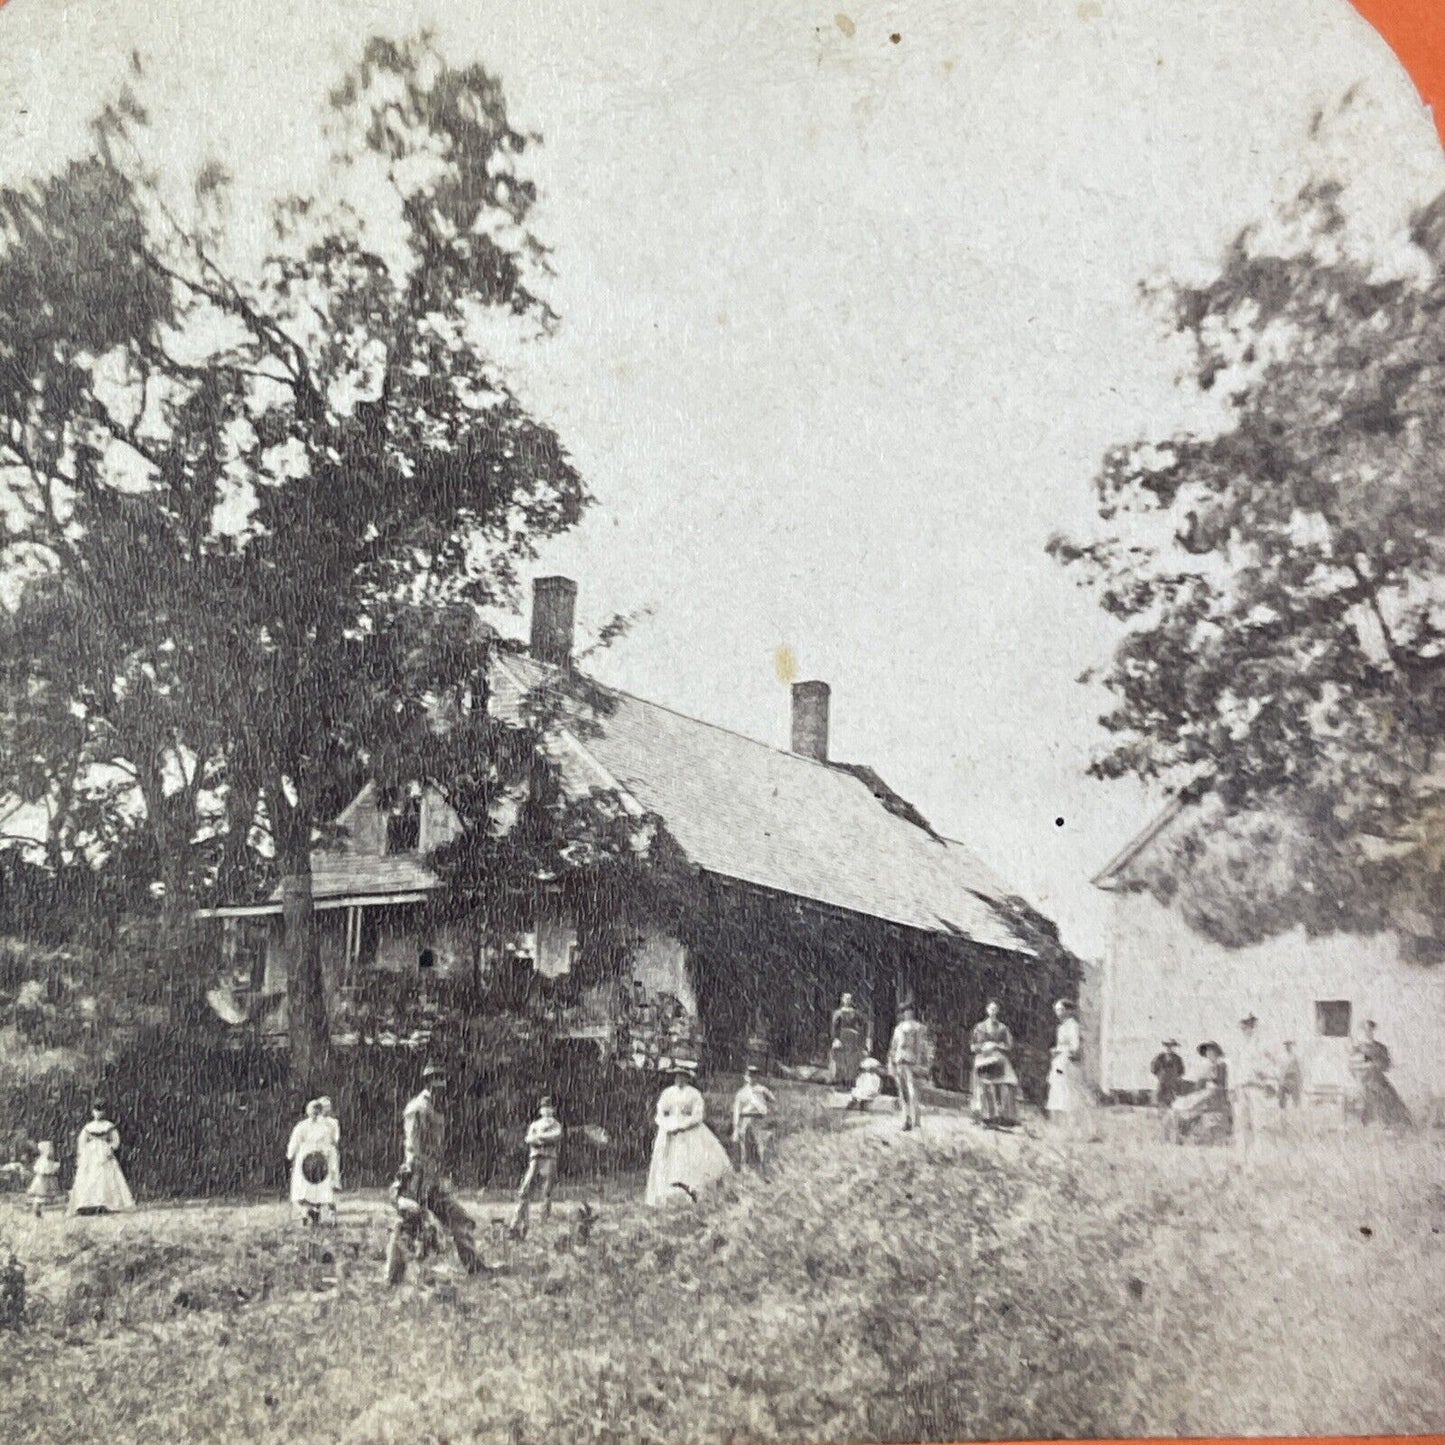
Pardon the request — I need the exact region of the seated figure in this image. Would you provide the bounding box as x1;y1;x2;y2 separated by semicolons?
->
845;1057;883;1111
1166;1042;1233;1145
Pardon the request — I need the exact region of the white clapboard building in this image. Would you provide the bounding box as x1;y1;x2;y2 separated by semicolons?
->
1093;797;1445;1113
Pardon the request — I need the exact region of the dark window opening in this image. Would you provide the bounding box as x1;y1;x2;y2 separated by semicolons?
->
387;796;421;853
418;948;436;972
1315;1000;1351;1038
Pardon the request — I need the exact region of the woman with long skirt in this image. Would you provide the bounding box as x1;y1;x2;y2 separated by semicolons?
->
645;1067;732;1207
286;1099;337;1225
1350;1021;1413;1129
829;993;868;1090
1167;1042;1234;1145
71;1102;135;1215
1045;1000;1091;1128
969;999;1020;1128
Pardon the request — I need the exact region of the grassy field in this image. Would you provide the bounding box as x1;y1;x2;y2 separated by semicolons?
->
2;1086;1443;1444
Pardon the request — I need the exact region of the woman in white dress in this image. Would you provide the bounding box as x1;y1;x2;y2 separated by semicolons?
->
286;1099;336;1225
1045;1000;1090;1121
316;1096;342;1211
645;1067;732;1207
71;1103;135;1215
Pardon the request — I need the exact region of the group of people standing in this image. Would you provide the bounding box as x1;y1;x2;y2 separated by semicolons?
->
1149;1013;1414;1144
829;992;1092;1132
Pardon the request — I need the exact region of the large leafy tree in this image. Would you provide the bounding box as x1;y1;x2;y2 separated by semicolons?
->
1053;180;1445;944
0;37;587;1079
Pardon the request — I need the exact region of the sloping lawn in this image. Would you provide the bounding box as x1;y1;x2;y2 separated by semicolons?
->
2;1089;1443;1444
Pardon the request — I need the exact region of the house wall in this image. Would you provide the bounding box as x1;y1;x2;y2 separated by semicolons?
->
631;931;695;1014
1101;890;1445;1108
262;910;471;997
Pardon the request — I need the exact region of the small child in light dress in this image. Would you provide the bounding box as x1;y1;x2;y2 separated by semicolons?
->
845;1057;883;1111
27;1141;62;1217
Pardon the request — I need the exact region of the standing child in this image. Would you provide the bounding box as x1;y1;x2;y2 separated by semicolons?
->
731;1064;777;1176
508;1097;564;1240
26;1141;62;1218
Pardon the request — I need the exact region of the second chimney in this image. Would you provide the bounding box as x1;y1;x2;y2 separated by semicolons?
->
530;576;577;667
791;680;831;763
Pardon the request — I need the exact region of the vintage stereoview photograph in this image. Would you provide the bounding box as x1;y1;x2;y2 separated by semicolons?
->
1;0;1444;1440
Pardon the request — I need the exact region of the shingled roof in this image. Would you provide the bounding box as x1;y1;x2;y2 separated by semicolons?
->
204;647;1035;959
490;653;1033;956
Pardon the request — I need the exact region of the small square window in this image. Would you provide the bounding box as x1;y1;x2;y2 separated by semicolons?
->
1314;1000;1351;1038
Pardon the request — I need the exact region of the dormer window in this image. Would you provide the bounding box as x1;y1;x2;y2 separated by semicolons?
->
387;794;422;853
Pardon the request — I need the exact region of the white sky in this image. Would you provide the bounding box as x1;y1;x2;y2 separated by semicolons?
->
2;0;1442;957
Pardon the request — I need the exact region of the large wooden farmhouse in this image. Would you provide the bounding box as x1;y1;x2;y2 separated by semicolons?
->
204;579;1063;1077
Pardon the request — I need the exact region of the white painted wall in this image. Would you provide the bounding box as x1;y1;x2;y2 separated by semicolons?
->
1101;891;1445;1109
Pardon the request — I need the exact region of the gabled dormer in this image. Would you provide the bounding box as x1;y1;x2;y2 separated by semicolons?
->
333;782;460;859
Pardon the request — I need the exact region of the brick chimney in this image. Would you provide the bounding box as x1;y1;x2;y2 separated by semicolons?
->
790;680;830;762
530;576;577;667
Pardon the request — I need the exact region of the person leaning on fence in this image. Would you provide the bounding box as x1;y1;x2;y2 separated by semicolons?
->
508;1096;564;1240
731;1064;776;1177
888;1005;929;1133
384;1064;481;1285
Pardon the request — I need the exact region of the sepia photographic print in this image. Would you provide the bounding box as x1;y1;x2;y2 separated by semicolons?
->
1;0;1445;1440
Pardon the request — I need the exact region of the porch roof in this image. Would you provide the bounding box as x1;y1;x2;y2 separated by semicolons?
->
196;854;437;919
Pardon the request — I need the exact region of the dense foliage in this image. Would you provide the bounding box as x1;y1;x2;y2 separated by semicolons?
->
1053;181;1445;944
0;35;589;1075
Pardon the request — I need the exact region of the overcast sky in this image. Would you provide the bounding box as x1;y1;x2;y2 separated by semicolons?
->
2;0;1443;956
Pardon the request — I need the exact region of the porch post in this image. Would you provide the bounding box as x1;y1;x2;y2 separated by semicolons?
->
346;905;360;979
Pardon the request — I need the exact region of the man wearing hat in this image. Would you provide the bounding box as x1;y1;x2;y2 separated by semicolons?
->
1150;1039;1187;1109
731;1064;777;1177
384;1063;480;1285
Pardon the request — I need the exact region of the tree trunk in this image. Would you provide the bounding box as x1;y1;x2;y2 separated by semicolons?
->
279;842;330;1090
